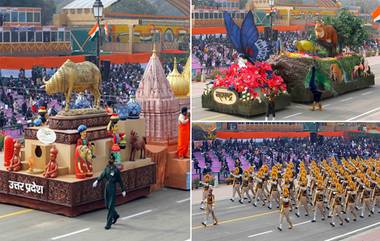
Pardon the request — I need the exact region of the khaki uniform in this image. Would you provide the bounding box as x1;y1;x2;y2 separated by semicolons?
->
241;175;252;203
231;173;242;202
312;189;325;221
361;186;373;217
268;179;279;209
345;190;357;222
278;196;293;230
296;185;309;217
330;193;344;226
254;177;266;206
203;194;217;225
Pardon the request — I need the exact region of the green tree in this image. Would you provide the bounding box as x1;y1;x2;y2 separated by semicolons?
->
0;0;56;24
323;10;369;51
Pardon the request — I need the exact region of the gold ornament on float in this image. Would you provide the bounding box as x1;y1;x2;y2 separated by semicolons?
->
167;57;189;97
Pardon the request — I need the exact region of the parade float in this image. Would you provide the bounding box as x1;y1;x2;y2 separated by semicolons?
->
202;61;290;117
269;20;375;103
201;11;291;117
0;60;156;217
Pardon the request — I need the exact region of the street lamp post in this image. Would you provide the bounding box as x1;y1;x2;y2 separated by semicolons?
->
268;0;275;49
93;0;104;68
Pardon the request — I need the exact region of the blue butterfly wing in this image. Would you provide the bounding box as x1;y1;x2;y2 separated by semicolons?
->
223;12;242;53
241;11;259;61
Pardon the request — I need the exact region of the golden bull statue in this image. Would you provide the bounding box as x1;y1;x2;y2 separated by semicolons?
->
42;60;102;112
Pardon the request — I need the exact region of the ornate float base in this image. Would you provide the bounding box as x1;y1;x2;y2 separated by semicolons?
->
0;159;156;217
202;91;291;117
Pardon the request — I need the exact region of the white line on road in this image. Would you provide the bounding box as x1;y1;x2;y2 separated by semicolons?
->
340;97;353;102
323;104;331;107
192;211;203;216
248;230;273;238
324;221;380;241
361;91;373;96
227;205;245;209
177;198;190;203
346;107;380;121
121;209;152;220
51;228;90;240
294;220;311;226
283;112;303;119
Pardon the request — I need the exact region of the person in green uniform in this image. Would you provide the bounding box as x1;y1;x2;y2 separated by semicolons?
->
93;154;127;230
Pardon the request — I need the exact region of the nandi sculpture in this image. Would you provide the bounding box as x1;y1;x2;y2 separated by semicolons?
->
42;59;102;112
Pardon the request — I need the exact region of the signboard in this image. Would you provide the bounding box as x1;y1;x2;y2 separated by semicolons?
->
37;128;56;145
212;88;238;105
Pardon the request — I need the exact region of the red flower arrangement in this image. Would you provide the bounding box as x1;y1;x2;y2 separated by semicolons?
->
214;61;287;101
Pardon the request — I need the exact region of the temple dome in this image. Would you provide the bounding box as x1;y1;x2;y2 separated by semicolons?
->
167;58;189;97
182;56;191;96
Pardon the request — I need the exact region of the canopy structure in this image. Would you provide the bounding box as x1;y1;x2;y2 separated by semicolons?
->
371;6;380;23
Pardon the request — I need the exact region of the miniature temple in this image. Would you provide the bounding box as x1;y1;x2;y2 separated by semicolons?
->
136;47;180;145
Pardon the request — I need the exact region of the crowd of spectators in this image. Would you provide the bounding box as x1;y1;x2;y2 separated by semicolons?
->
0;63;146;130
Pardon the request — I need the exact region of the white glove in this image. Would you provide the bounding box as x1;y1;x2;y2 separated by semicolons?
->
92;180;98;188
122;191;126;197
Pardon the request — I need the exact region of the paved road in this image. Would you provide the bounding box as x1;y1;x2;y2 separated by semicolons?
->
0;187;190;241
192;56;380;121
192;185;380;241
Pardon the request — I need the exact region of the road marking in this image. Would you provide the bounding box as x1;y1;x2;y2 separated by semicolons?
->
361;91;373;96
51;228;90;240
198;114;234;121
323;104;331;107
227;205;245;209
192;210;279;230
248;230;273;238
340;97;353;102
283;112;302;119
324;221;380;241
192;211;203;216
121;209;153;220
294;220;311;226
0;209;33;220
346;107;380;121
177;198;190;203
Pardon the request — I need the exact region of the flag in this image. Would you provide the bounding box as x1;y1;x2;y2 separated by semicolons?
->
88;23;99;40
371;6;380;23
104;22;109;38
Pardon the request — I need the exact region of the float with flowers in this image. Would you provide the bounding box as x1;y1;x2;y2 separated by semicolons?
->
202;61;291;117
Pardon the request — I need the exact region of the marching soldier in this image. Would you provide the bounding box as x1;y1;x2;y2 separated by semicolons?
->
296;176;310;217
241;169;253;203
202;188;218;227
361;178;374;218
230;166;243;204
248;165;256;198
330;183;344;227
372;177;380;214
277;187;293;231
253;169;266;207
268;167;280;209
200;174;213;210
344;181;357;223
92;154;126;230
311;178;326;222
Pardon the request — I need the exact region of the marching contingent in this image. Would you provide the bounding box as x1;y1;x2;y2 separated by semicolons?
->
199;156;380;231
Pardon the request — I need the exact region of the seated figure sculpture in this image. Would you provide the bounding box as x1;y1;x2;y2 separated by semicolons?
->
7;141;22;172
75;125;95;178
43;146;59;178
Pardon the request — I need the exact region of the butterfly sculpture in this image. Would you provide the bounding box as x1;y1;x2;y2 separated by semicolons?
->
224;11;270;63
